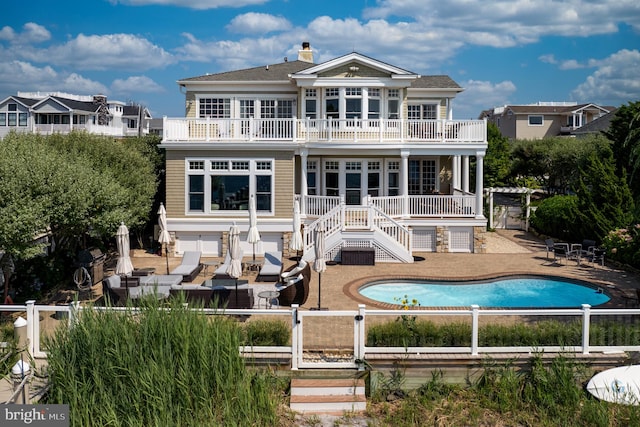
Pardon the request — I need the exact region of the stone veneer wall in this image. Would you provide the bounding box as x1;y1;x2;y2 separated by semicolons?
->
474;226;487;254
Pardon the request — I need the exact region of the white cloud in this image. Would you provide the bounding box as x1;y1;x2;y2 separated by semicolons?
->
227;13;292;34
0;26;16;41
20;33;175;71
108;0;267;9
364;0;640;47
572;49;640;104
111;76;165;94
61;73;110;95
0;61;107;95
22;23;51;43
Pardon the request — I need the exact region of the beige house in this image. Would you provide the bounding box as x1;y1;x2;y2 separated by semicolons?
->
480;102;612;140
160;43;488;262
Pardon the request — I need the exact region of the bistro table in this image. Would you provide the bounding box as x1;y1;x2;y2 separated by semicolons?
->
201;260;220;277
258;290;280;309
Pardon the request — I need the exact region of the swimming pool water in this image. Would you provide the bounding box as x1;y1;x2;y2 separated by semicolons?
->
359;277;610;308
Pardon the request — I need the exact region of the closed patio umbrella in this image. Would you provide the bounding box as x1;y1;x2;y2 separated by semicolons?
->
116;222;134;277
247;195;261;261
158;203;172;274
311;224;327;311
290;199;304;260
226;223;243;305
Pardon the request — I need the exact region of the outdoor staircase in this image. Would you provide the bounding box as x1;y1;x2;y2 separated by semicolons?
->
289;377;367;415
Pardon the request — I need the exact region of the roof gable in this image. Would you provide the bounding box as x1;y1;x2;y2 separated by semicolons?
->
294;52;416;77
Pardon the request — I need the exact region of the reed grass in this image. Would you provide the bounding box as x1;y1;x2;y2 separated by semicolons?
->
43;296;286;426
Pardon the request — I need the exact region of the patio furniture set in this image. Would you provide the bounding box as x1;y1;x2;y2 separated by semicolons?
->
545;239;606;266
103;250;310;309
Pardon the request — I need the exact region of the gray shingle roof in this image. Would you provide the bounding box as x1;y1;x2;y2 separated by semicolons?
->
179;58;461;89
179;61;314;83
49;96;99;113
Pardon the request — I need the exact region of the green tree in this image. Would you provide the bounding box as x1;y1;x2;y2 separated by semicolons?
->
603;101;640;218
483;122;512;187
0;131;157;300
574;147;635;242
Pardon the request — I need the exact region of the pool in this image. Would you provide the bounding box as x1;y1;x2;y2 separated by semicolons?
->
358;276;610;308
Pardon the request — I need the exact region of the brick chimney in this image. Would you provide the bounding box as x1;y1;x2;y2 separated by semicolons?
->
297;41;313;63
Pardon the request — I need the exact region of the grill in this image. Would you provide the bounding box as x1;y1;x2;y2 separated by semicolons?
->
77;248;105;285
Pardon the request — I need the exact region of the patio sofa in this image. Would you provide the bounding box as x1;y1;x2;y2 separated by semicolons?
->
103;274;182;305
170;251;203;282
169;284;214;306
210;281;254;309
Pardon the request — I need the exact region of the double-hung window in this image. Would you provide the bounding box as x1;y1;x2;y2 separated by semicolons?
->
0;113;5;126
304;89;317;120
368;88;380;121
345;87;362;123
199;98;230;118
408;103;438;120
188;161;205;212
325;88;339;119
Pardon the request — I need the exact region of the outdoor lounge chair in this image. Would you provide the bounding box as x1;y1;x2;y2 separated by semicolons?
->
256;251;283;282
170;251;203;282
213;249;244;279
276;260;311;306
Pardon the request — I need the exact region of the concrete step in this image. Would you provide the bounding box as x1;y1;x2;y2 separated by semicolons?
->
290;378;366;414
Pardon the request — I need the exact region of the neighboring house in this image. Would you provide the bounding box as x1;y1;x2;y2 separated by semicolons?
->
570;109;617;138
160;43;488;262
480;102;613;140
0;92;152;139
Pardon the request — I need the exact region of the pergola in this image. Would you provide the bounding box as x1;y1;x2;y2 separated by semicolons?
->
484;187;543;231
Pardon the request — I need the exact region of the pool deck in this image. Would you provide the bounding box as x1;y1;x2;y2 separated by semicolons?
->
127;230;640;311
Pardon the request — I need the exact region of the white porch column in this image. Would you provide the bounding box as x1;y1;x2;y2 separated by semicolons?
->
488;188;494;229
462;155;469;193
475;154;485;219
452;155;459;192
401;150;409;217
300;150;308;215
70;112;74;131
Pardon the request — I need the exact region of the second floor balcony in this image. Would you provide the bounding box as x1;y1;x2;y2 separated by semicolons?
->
162;117;486;144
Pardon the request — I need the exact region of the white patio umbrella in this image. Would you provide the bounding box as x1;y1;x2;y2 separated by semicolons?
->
158;203;172;274
246;194;261;261
115;222;134;277
290;199;304;260
226;223;243;305
311;224;327;310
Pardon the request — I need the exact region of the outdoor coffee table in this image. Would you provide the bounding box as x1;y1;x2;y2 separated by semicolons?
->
201;260;220;277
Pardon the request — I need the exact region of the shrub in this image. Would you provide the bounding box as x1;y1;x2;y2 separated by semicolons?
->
530;195;580;241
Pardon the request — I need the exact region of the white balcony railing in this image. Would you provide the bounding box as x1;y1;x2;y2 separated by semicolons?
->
301;194;477;219
163;117;487;144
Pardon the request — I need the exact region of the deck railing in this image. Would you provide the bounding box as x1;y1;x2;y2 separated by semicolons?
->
3;302;639;371
163;117;486;144
301;194;477;218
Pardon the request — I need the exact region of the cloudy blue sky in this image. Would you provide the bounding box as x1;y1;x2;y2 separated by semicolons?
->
2;0;639;119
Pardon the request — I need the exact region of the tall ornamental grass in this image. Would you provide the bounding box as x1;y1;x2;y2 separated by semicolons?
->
44;297;285;427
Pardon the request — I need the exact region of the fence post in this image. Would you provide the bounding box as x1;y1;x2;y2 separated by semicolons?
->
471;305;480;356
25;300;36;356
581;304;591;354
291;305;299;370
13;316;28;356
356;305;366;370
